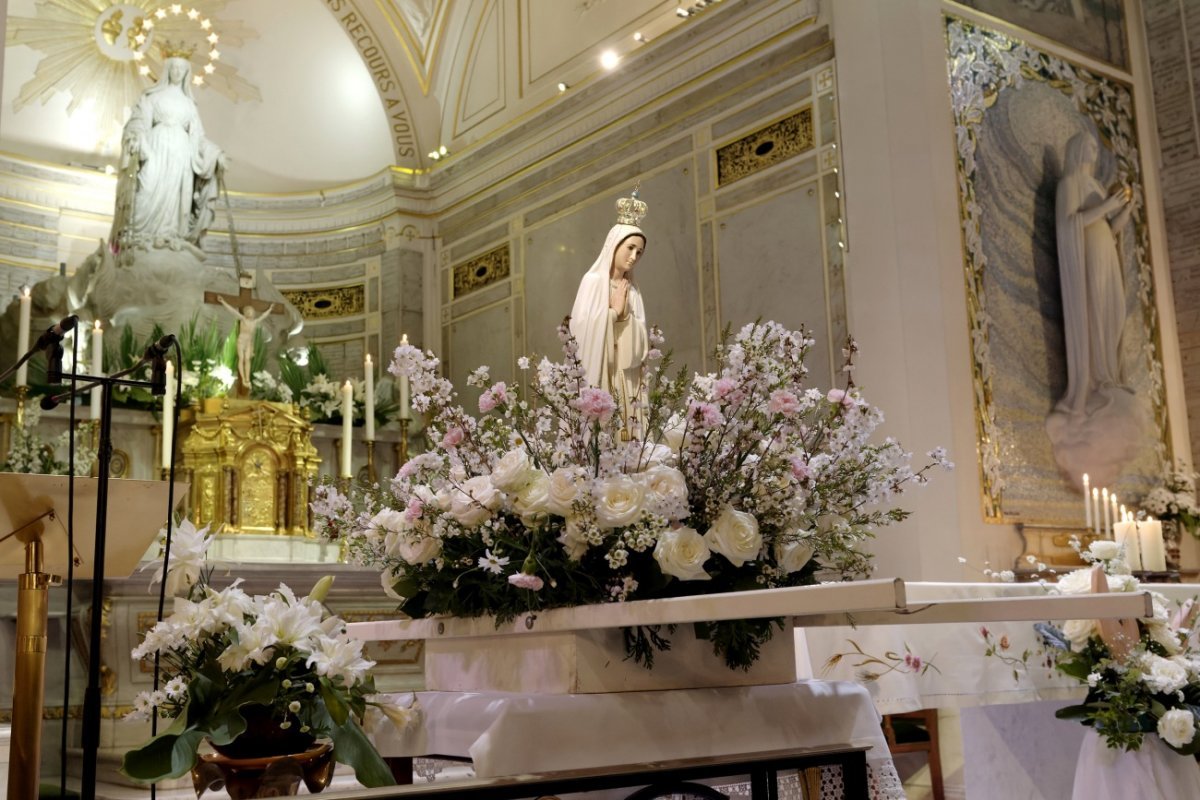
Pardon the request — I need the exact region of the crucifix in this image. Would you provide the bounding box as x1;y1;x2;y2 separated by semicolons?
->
204;271;284;397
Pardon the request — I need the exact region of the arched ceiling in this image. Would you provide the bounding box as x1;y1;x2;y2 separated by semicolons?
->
1;0;703;192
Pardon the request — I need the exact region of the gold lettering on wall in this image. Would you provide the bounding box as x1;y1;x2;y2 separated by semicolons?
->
716;106;815;187
453;245;511;298
281;285;366;319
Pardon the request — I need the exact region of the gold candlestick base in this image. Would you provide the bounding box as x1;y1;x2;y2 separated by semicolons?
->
14;385;28;428
365;440;377;484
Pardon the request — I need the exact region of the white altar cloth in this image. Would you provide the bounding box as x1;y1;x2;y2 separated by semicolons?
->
800;582;1200;713
373;681;904;797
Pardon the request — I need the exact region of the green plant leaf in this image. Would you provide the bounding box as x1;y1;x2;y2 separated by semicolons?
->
121;727;208;783
327;715;394;787
320;677;349;726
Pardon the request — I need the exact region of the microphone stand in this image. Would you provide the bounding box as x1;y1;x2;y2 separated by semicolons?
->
50;362;164;800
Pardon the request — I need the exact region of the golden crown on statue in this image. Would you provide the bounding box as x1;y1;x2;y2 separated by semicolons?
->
615;183;648;226
157;38;197;59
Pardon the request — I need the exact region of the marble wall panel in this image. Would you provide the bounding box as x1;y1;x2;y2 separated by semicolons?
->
524;165;702;374
449;302;513;411
716;183;831;386
400;248;424;350
711;79;813;142
450;222;510;262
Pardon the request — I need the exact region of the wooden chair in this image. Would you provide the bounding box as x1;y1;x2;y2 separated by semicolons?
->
882;709;944;800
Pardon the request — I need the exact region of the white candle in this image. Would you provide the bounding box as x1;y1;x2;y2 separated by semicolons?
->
1139;518;1167;572
162;360;175;469
1110;493;1119;537
90;320;103;420
15;286;31;387
340;379;353;478
1113;520;1142;571
364;353;375;441
1091;488;1101;536
1101;488;1111;537
399;333;411;420
1083;473;1091;530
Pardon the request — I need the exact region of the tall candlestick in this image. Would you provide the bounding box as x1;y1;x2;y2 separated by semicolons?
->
1091;488;1101;536
162;360;175;470
399;333;411;420
1101;487;1111;537
1139;518;1167;572
340;380;353;479
1083;473;1091;530
90;320;103;421
364;353;375;441
15;286;31;388
1113;520;1142;571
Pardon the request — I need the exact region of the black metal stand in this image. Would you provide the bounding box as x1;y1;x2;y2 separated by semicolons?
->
52;366;165;800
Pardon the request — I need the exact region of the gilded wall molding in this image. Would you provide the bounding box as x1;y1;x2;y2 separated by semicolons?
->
715;106;814;187
453;245;511;298
281;285;366;319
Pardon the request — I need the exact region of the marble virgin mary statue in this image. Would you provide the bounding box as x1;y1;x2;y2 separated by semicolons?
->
110;56;225;254
569;191;649;434
1046;130;1140;489
1054;131;1133;417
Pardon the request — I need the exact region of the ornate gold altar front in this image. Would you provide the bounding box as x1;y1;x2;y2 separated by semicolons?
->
179;399;320;536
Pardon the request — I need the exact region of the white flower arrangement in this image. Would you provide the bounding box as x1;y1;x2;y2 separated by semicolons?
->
1036;546;1200;753
122;520;405;787
315;321;949;670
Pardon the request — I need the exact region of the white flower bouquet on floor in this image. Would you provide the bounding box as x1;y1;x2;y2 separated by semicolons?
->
122;521;405;786
315;321;949;670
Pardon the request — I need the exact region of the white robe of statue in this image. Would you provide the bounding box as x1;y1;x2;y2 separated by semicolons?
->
1048;131;1141;490
569;224;648;433
110;57;225;253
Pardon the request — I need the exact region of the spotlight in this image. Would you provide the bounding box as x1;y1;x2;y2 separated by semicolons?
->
600;49;619;70
633;32;645;42
676;7;689;17
439;145;448;156
557;82;569;92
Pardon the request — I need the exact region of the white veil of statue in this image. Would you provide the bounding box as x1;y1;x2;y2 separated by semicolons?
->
569;203;649;433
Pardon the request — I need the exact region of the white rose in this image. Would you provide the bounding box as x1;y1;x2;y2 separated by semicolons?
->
661;414;687;453
594;475;646;528
1089;540;1121;561
641;443;677;468
449;475;501;527
546;467;587;517
1158;708;1197;749
703;505;763;567
558;518;590;561
395;535;442;566
1061;618;1098;650
1142;654;1189;694
370;508;407;536
514;470;551;518
653;527;711;581
1055;568;1094;596
775;535;814;574
642;466;689;519
491;448;536;492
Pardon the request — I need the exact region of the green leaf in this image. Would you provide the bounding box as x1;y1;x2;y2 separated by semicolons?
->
1055;704;1094;720
327;715;395;787
121;727;208;782
320;677;349;726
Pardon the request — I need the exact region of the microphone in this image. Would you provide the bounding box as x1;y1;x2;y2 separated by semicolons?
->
40;394;59;411
0;315;79;385
144;334;176;397
34;315;78;350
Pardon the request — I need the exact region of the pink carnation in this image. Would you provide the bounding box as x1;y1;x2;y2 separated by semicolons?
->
687;400;724;429
769;389;801;416
713;378;737;399
826;388;855;408
404;497;425;523
441;426;464;448
479;382;508;413
790;456;813;482
507;572;545;591
574;387;617;422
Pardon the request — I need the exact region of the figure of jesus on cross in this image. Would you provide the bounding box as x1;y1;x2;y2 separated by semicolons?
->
205;275;282;397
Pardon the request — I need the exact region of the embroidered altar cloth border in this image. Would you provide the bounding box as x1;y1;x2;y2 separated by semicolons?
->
801;581;1200;714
